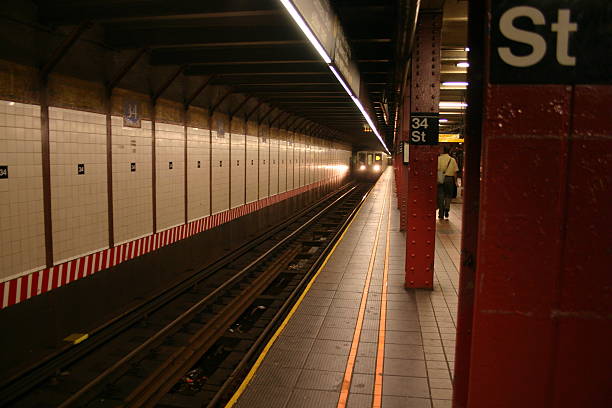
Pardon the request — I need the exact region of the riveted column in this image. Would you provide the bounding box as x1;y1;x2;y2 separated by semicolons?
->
457;2;612;407
404;12;441;289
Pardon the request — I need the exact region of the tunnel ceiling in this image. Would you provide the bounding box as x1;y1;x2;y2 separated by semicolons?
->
1;0;463;150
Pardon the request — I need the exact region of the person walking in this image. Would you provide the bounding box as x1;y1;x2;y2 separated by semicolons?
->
437;145;459;219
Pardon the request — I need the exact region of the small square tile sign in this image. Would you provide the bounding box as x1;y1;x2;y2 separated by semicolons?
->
169;161;173;170
0;165;8;179
131;162;136;172
77;164;85;175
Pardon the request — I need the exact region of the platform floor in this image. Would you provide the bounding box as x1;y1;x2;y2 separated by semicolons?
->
228;169;461;408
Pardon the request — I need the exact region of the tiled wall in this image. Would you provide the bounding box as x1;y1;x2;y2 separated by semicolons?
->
297;135;305;188
0;98;352;307
230;131;245;209
112;117;153;244
245;133;258;203
278;130;287;194
211;129;230;214
287;133;295;191
49;107;108;263
187;126;210;221
155;122;185;231
269;135;279;196
0;101;45;281
258;127;269;199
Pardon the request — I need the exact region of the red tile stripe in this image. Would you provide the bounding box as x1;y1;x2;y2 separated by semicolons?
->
0;176;343;310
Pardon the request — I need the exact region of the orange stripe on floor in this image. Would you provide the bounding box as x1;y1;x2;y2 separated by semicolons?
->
337;175;390;408
372;186;392;408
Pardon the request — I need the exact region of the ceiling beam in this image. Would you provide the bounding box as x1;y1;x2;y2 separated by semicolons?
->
39;1;280;25
105;26;302;49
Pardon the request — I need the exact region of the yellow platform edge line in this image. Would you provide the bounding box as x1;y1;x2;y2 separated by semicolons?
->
224;185;374;408
63;333;89;345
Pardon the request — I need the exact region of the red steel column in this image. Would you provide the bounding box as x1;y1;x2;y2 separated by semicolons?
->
452;0;484;405
461;2;612;407
404;12;441;289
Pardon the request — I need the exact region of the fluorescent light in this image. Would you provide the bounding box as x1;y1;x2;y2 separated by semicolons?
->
280;0;389;154
439;119;449;123
464;47;470;52
440;111;464;115
329;65;354;97
279;0;332;64
456;62;469;68
351;95;390;154
442;82;468;89
439;101;467;108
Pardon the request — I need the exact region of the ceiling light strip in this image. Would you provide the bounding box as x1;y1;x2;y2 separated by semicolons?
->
279;0;389;154
279;0;332;64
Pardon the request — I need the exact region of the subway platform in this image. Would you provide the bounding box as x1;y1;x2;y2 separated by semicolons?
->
228;169;461;408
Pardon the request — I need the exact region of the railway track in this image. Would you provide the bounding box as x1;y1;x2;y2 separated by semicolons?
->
1;181;373;408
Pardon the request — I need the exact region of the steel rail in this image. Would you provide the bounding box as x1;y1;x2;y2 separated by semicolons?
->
57;184;358;407
207;184;373;407
0;182;354;406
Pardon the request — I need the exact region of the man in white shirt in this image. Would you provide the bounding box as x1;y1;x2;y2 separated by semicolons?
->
437;145;459;219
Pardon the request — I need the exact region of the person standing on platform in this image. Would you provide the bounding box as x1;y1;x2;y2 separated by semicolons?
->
437;145;459;219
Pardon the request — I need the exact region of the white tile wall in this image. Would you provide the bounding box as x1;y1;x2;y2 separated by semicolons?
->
258;127;269;199
49;107;108;263
155;122;185;231
112;117;153;244
314;143;321;181
245;134;258;203
269;134;278;196
230;132;245;208
1;100;353;282
297;135;305;187
286;132;295;191
0;101;45;280
303;138;309;185
278;131;287;193
187;126;210;221
211;129;230;214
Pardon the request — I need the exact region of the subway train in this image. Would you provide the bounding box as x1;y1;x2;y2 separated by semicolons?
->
353;151;389;181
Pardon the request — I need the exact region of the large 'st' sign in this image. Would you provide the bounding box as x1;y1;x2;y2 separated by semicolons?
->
490;1;611;84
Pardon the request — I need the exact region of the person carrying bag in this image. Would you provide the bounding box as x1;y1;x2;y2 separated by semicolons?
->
437;146;459;219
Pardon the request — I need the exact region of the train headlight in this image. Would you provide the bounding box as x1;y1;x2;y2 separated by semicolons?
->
359;164;366;171
373;164;381;172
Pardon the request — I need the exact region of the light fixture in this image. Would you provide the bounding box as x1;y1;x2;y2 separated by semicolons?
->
456;62;469;68
280;0;390;155
329;65;353;97
439;102;468;108
441;81;468;89
439;119;449;123
464;47;470;52
352;95;390;154
440;111;464;115
279;0;331;63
